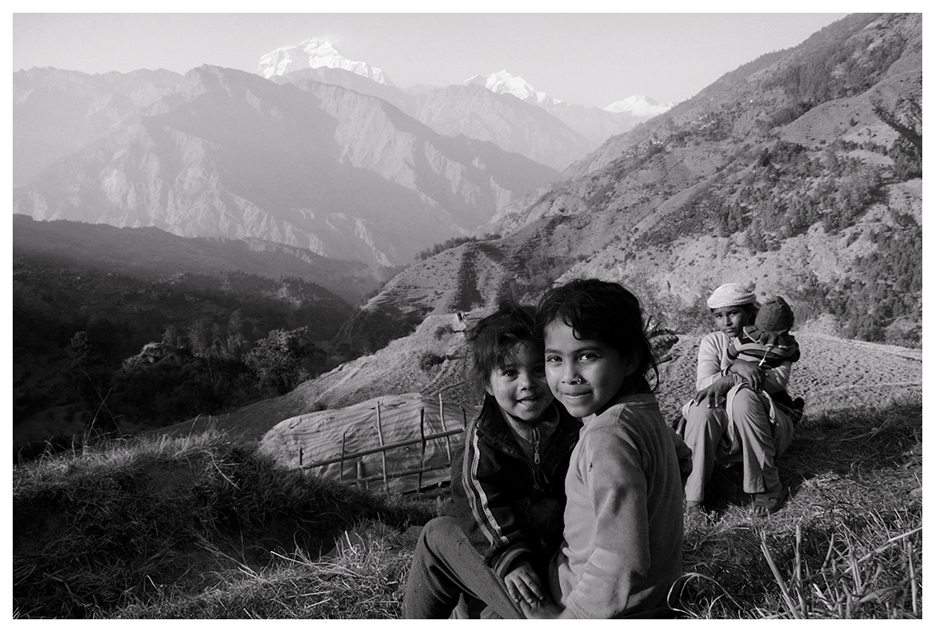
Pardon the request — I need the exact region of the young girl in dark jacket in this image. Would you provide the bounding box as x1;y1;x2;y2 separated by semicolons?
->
403;300;579;618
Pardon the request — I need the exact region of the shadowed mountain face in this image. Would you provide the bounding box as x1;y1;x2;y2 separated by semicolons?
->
12;67;184;186
11;214;389;305
13;65;559;267
277;68;594;172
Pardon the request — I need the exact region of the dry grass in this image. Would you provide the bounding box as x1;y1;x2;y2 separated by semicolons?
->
13;396;921;619
12;430;433;618
674;395;922;618
111;520;416;618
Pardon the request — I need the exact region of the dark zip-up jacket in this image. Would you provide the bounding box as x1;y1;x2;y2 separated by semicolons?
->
449;396;581;579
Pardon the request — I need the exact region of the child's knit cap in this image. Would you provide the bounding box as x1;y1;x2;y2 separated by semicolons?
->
744;296;795;346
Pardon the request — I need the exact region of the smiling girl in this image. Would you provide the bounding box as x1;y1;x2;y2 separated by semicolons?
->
523;279;690;619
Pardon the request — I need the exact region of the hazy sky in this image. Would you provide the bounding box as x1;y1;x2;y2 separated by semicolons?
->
11;7;855;108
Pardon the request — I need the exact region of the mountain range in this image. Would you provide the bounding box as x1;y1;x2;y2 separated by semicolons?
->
13;64;557;267
13;38;668;267
262;38;665;146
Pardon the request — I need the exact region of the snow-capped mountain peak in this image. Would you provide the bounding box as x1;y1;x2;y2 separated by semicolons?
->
258;38;394;86
464;69;550;106
602;95;672;117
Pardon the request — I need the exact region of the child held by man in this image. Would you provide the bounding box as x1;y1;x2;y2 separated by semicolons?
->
726;295;803;411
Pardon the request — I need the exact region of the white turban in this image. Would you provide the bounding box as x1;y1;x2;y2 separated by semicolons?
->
707;283;757;309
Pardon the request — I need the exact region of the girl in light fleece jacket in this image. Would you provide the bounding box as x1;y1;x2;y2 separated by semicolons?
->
523;279;691;619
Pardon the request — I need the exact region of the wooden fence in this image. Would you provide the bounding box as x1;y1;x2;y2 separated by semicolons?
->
296;393;469;494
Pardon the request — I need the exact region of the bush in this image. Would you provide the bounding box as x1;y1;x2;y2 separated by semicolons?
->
245;327;326;395
113;348;252;425
824;217;922;346
418;352;445;372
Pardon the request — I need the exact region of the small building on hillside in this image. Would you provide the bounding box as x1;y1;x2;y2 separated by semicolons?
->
258;393;475;494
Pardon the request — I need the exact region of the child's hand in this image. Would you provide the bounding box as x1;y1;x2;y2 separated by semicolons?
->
729;360;763;391
504;561;545;607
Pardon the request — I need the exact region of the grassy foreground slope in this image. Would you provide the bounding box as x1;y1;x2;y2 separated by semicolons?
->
12;431;435;618
13;393;920;619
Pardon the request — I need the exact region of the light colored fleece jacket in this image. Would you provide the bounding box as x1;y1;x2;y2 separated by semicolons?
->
553;392;689;618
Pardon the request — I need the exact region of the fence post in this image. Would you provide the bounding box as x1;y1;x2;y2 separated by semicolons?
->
418;407;426;492
339;432;346;483
376;400;389;494
439;393;452;464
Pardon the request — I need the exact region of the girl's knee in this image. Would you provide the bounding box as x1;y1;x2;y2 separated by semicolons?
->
419;517;453;546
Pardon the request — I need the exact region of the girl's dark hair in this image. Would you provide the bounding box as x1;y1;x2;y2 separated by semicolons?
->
467;300;541;397
535;279;658;393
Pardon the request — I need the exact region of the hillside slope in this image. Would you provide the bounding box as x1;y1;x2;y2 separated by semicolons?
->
337;13;921;348
159;325;922;446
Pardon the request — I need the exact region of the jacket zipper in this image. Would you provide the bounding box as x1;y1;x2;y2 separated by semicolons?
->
533;427;541;465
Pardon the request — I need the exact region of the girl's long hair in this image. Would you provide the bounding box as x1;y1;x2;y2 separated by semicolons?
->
535;279;658;393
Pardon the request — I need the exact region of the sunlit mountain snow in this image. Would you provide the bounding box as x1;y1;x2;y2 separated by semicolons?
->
603;94;673;117
258;38;394;86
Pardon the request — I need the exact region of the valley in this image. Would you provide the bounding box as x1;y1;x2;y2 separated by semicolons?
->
10;13;922;459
